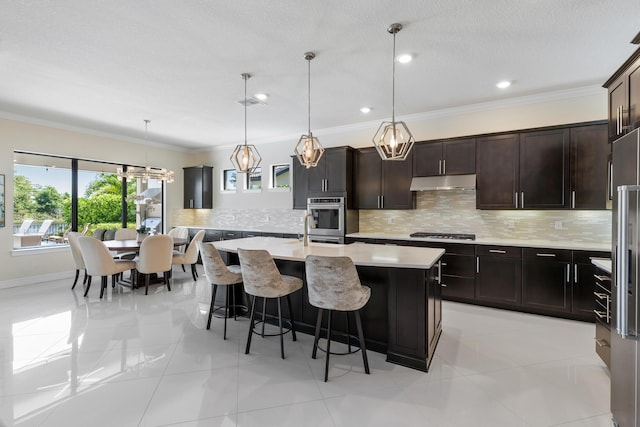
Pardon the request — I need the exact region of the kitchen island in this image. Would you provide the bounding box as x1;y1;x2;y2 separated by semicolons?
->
213;237;445;372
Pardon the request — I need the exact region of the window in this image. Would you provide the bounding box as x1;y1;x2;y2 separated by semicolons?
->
222;169;237;192
270;163;290;189
12;151;165;249
245;167;262;191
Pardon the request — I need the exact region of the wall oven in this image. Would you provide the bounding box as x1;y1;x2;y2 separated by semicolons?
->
306;197;358;243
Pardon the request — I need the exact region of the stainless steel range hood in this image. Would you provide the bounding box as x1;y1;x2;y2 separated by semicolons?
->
409;174;476;191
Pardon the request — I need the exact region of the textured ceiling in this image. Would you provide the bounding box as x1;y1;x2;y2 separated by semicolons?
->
0;0;639;150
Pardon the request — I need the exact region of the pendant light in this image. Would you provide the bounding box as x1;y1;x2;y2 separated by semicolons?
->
116;120;175;183
372;23;415;161
294;52;324;168
231;73;262;174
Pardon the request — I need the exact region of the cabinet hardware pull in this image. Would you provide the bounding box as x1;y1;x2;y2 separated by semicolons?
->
608;161;613;201
566;264;570;284
521;191;524;209
595;338;609;348
381;195;384;209
441;262;447;266
476;256;479;273
442;159;446;175
574;264;578;283
438;160;442;175
489;249;506;254
594;309;607;319
189;199;194;208
594;292;608;300
536;253;556;257
514;192;518;209
441;283;448;287
594;274;611;282
571;190;576;209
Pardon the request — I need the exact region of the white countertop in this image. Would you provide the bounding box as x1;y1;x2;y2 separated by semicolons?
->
212;237;445;269
591;258;612;274
346;232;611;253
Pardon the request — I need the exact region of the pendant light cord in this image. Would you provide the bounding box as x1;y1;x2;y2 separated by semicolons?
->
391;31;396;123
307;56;311;135
243;74;248;147
144;119;150;167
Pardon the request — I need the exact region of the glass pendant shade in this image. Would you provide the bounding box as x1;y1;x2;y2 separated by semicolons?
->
295;132;324;168
230;73;261;174
295;51;324;168
373;23;415;161
116;120;175;182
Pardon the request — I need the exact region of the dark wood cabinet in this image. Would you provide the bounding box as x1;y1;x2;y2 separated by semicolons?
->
604;47;640;142
522;248;572;314
292;147;354;209
413;138;475;177
570;124;609;209
183;166;213;209
573;251;611;320
519;128;570;209
475;246;522;306
476;134;520;209
355;147;415;209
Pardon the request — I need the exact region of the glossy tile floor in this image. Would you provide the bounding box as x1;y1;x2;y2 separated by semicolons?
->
0;269;612;427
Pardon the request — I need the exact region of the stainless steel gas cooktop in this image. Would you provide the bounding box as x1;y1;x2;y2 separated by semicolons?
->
409;232;476;241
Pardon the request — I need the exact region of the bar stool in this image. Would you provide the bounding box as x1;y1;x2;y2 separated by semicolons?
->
198;242;244;339
237;248;302;359
305;255;371;382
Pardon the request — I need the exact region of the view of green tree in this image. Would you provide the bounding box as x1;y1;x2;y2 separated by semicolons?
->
13;175;35;220
84;173;135;198
34;186;62;217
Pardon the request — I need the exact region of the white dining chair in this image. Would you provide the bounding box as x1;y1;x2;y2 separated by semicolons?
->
172;229;205;281
77;236;136;298
136;234;173;295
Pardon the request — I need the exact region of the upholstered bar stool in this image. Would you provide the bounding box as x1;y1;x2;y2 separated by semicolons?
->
237;248;302;359
305;255;371;382
198;242;244;339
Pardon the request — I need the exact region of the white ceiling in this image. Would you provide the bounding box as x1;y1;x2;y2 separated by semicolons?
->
1;1;639;150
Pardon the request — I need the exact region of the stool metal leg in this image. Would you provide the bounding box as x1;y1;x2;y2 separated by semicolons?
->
355;310;370;375
224;284;229;340
207;284;218;330
245;295;257;354
261;297;267;337
346;311;351;352
286;294;297;341
277;297;285;359
312;308;323;359
232;283;237;320
324;309;333;382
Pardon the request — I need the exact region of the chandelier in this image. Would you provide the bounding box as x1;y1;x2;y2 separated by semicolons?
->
230;73;262;174
294;51;324;168
372;23;415;161
117;120;175;183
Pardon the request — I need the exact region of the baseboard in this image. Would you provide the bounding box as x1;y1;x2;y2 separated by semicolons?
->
0;270;75;290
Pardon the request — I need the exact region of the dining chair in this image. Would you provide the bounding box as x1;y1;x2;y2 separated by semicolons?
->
198;241;243;339
77;236;136;298
136;234;173;295
305;255;370;382
172;229;205;281
238;248;302;359
168;227;190;271
66;231;87;289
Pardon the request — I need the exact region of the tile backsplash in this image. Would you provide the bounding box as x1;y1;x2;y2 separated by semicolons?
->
173;192;612;244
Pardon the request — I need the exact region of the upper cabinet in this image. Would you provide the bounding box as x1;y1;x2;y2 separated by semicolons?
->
476;122;608;210
292;147;354;210
354;147;415;210
604;47;640;142
413;138;476;177
183;166;213;209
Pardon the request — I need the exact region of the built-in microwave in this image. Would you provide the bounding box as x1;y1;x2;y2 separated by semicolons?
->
306;197;358;243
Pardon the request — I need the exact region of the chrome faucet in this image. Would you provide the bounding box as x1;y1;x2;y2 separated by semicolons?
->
303;212;315;247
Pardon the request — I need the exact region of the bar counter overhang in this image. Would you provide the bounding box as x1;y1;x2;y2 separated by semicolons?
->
213;237;445;372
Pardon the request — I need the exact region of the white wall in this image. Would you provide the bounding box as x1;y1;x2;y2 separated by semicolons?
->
1;86;609;287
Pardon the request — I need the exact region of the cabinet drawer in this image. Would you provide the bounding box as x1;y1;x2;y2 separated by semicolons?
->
441;276;475;300
442;254;475;278
476;245;521;258
204;229;223;242
242;231;262;238
594;269;612;293
595;321;611;368
222;231;242;240
523;248;571;262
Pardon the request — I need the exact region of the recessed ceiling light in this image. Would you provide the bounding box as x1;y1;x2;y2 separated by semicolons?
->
360;107;371;113
254;93;268;101
496;80;511;89
396;54;413;64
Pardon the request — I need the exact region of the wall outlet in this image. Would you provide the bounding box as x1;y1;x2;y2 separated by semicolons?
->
505;220;515;229
554;220;564;230
265;214;271;221
387;216;394;225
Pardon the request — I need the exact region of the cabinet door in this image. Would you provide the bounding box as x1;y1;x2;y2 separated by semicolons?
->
355;148;382;209
306;155;326;194
413;142;442;176
572;250;610;319
382;149;415;209
570;124;609;209
476;134;519;209
519;128;570;209
475;246;522;305
292;157;308;210
183;167;199;209
628;59;640;133
443;139;476;175
609;75;627;142
324;148;350;193
522;249;571;314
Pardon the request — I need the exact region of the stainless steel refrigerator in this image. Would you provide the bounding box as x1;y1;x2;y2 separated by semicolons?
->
612;128;640;427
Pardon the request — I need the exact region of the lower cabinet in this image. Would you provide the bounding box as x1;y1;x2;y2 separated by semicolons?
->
475;246;522;306
522;248;572;314
573;251;611;320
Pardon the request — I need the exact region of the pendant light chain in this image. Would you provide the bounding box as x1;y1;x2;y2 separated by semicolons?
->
243;73;248;146
307;56;312;135
391;30;396;124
